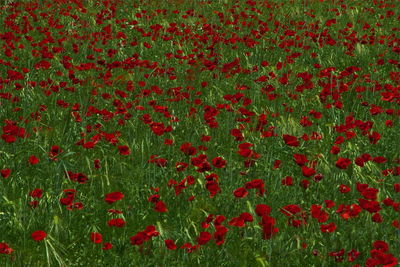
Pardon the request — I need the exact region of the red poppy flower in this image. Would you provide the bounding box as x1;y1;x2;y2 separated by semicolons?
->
211;157;227;168
144;225;159;237
373;240;389;252
214;215;226;226
347;249;361;262
164;139;174;145
233;187;248;198
325;200;335;208
371;213;383;223
180;142;197;155
240;212;253;222
336;158;351;169
34;60;51;70
107;218;126;227
356;183;369;193
355;157;365;167
154;200;168;213
394;184;400;193
368;131;381;144
31;230;47;241
245;179;265;195
7;70;24;80
90;232;103;244
29;155;40;165
330;145;340;154
205;180;221;198
118;145;131;155
320;222;336;233
359;199;381;213
313;173;324;182
165;239;177;250
282;176;293;186
280;204;302;216
197;231;212;245
228;217;245;227
130;233;146;246
1;168;11;179
102;242;113;250
29;188;43;199
0;242;13;255
339;184;351;193
361;188;379;200
104;191;124;204
60;195;74;206
283;134;299;147
260;215;279;239
273;159;281;169
2;134;16;143
255;204;271;217
214;225;228;245
311;205;329;223
94;159;101;169
301;166;316;177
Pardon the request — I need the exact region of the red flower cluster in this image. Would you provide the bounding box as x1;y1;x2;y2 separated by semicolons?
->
255;204;278;239
1;120;26;143
148;194;168;212
130;225;159;246
228;212;253;228
366;241;398;267
59;189;83;210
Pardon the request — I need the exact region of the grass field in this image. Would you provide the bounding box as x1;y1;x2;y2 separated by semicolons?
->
0;0;399;266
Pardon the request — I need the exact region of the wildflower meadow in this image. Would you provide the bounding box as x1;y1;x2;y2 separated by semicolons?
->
0;0;399;266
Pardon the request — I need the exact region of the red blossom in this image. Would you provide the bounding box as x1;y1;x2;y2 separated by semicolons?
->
104;191;124;204
197;231;212;245
255;204;271;217
211;157;227;168
107;218;126;227
91;232;103;244
28;155;40;165
336;157;351;169
320;222;336;233
233;187;248;198
165;239;177;250
301;166;316;177
118;145;131;155
1;168;11;179
31;230;47;241
282;176;293;186
283;134;300;147
259;215;279;239
214;225;228;245
0;242;13;255
29;188;43;199
154;200;168;213
293;154;308;166
102;242;113;250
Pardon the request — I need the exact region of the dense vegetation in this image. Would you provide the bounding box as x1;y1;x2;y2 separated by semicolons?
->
0;0;399;266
